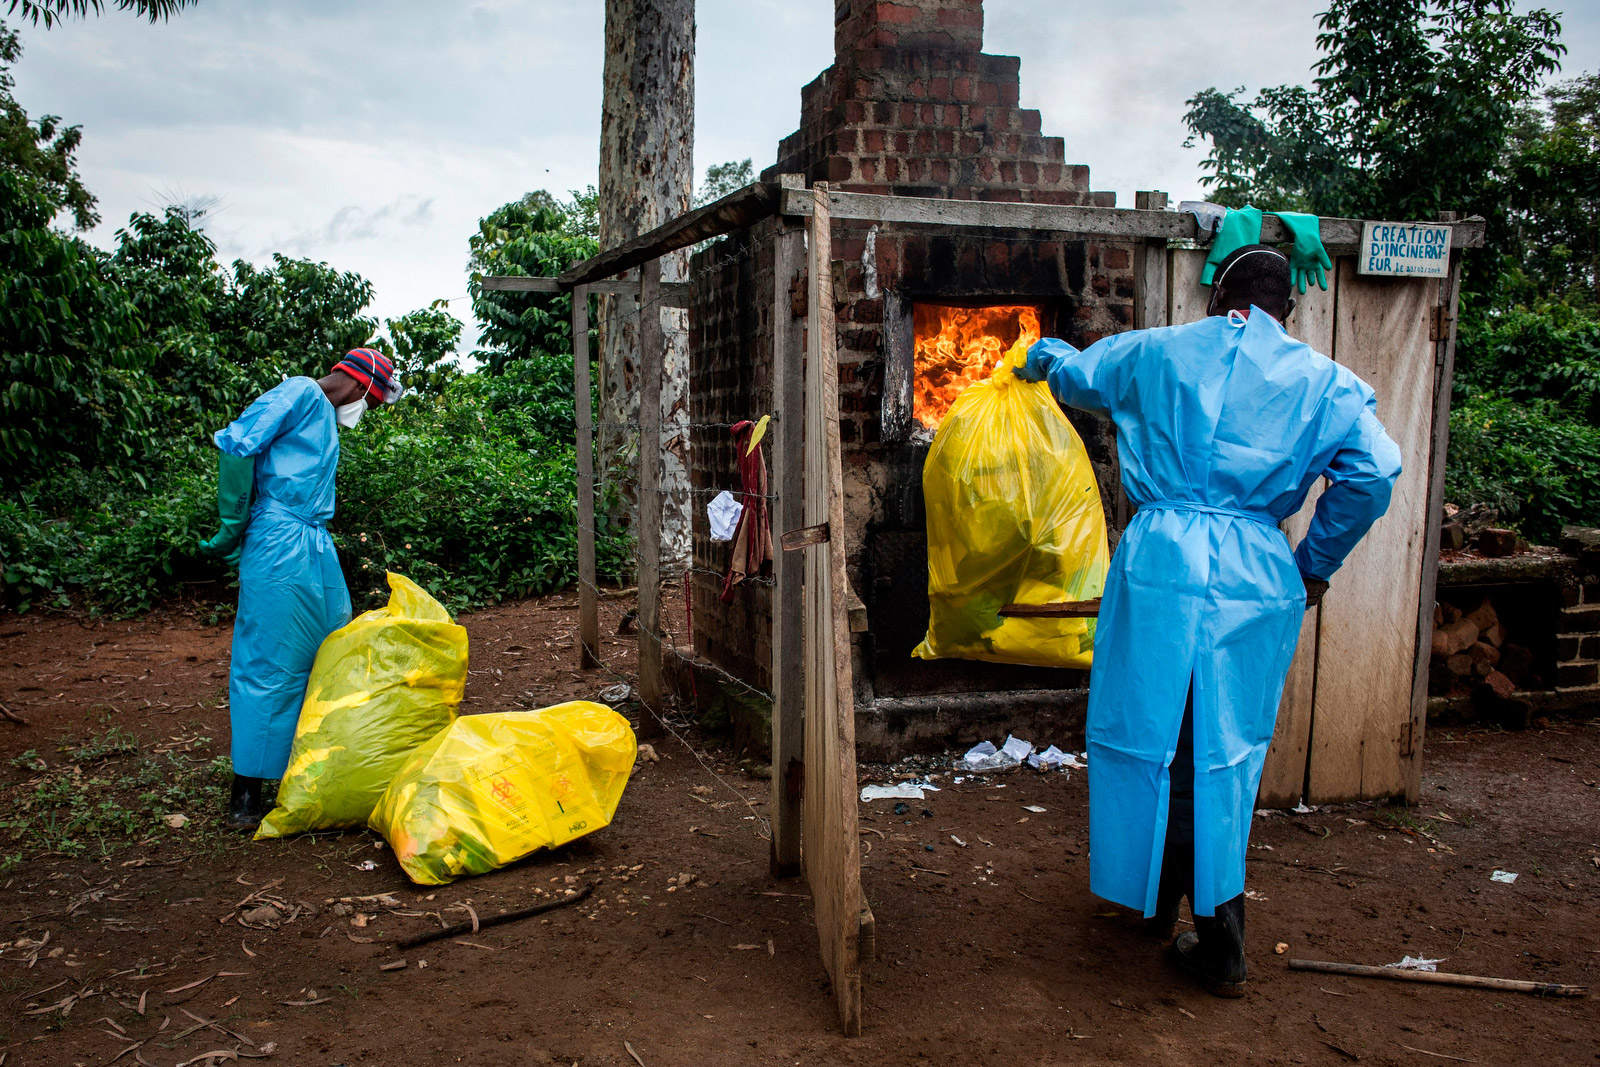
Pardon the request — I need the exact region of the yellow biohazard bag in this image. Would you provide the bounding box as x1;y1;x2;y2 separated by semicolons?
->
256;573;467;839
912;346;1109;669
368;702;636;885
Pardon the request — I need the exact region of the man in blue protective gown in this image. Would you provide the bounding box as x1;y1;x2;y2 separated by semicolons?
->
1018;246;1402;997
198;348;400;831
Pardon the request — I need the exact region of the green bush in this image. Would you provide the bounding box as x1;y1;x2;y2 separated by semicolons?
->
1445;393;1600;543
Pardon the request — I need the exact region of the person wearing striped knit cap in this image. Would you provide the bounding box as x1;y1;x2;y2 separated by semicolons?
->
199;348;402;830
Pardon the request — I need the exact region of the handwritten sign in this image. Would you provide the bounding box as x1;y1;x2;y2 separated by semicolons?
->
1358;222;1452;278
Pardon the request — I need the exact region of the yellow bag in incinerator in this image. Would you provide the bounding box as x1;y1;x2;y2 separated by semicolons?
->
369;702;636;885
912;346;1109;669
256;573;467;839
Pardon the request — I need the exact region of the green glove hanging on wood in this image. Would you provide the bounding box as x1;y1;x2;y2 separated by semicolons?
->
199;452;255;565
1268;211;1332;293
1200;205;1263;286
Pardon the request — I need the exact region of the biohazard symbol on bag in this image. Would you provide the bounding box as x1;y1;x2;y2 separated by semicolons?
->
913;339;1108;669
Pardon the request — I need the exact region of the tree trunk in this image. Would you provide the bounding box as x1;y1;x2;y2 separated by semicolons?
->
598;0;694;571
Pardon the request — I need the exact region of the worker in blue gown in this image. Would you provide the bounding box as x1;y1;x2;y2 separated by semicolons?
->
198;348;400;831
1018;246;1402;996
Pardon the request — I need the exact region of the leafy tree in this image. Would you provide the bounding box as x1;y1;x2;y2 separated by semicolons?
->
1182;0;1564;222
220;253;376;381
0;21;95;228
695;158;752;206
375;302;463;400
0;170;151;489
1496;72;1599;305
4;0;196;26
467;189;597;375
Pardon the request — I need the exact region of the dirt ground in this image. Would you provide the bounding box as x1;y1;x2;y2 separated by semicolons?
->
1;592;1597;1067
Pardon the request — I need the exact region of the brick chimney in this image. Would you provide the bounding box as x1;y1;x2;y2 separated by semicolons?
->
763;0;1110;206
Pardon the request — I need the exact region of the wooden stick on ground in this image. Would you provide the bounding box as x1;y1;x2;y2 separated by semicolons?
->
396;884;593;950
1288;958;1588;997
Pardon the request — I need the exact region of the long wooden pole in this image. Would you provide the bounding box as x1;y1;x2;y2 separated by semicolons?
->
572;285;600;671
1289;958;1587;998
636;259;665;737
769;214;806;879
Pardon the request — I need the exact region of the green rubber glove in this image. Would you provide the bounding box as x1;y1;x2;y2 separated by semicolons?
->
199;452;255;563
1269;211;1331;293
1200;205;1263;286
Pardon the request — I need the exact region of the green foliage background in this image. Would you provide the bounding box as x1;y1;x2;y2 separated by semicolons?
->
1182;0;1600;542
0;21;629;616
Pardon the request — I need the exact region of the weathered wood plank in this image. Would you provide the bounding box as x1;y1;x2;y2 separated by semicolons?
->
480;275;690;306
572;285;600;671
1308;261;1437;802
780;188;1486;251
559;182;781;288
997;600;1102;618
802;183;863;1037
1257;271;1339;808
1405;251;1464;802
769;222;806;880
635;259;666;738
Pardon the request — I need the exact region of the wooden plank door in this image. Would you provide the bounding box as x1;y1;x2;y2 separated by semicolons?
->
801;183;863;1036
1305;261;1437;802
1257;275;1339;807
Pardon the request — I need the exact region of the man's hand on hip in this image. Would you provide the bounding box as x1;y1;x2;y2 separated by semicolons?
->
1301;572;1330;608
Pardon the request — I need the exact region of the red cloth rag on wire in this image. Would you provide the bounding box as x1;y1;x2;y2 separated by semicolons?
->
722;420;772;602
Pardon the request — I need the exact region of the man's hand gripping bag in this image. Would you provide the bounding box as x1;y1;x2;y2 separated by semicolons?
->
912;347;1109;668
255;573;467;838
369;702;636;885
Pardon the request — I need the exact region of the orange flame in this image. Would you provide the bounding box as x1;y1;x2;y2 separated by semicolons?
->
912;304;1042;431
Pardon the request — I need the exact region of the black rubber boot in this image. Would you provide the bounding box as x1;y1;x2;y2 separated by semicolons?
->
1172;893;1247;998
1147;836;1192;941
226;775;270;832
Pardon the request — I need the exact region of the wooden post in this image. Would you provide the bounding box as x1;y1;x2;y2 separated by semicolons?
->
572;285;600;671
769;208;806;879
1127;191;1169;531
1406;239;1465;802
802;182;863;1036
636;259;665;737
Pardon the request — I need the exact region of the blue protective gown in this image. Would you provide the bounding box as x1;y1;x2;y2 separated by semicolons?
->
214;377;352;779
1029;308;1402;916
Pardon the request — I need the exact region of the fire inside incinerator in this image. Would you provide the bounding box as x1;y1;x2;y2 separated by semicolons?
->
912;303;1043;431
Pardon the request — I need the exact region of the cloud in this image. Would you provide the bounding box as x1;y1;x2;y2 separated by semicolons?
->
272;195;436;259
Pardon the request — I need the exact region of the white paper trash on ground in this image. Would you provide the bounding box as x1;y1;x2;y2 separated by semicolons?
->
1490;870;1518;884
860;781;941;802
707;490;743;541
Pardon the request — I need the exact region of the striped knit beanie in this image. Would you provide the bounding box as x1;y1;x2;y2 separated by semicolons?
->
333;348;399;402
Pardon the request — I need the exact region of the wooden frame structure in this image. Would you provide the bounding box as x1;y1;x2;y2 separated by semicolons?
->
481;182;1484;1033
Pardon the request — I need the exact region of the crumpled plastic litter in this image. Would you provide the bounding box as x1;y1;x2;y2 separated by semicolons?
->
959;735;1035;772
860;781;941;802
598;683;634;705
1490;869;1518;884
1387;956;1445;972
1027;745;1085;771
706;490;743;542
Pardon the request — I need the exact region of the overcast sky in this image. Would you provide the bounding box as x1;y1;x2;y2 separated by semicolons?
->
9;0;1598;348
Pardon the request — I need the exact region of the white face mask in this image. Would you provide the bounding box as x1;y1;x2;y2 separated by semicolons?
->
334;397;368;429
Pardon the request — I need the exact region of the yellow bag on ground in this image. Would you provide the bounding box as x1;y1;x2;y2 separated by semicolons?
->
369;701;636;885
256;573;467;839
912;346;1109;669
